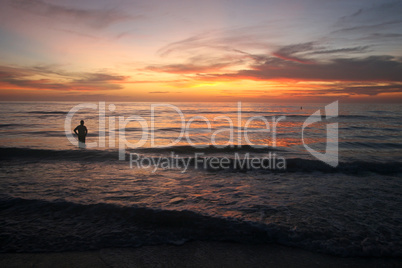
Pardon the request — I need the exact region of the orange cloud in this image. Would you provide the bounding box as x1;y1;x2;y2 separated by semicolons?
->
0;65;128;91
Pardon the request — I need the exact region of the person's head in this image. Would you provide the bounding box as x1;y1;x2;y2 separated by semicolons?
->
80;120;84;125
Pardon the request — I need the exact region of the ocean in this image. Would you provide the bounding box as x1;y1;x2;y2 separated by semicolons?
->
0;101;401;257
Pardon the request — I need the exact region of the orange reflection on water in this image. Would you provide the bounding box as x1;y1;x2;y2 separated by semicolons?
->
113;111;325;149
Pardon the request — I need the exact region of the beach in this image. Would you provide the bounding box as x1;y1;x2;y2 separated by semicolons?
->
2;242;402;268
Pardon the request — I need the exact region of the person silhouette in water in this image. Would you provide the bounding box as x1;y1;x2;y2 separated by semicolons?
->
74;120;88;144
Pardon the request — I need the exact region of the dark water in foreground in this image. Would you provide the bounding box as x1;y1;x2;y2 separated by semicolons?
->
0;102;401;257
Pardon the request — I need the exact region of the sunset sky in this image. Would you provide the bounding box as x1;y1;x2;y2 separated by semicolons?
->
0;0;401;102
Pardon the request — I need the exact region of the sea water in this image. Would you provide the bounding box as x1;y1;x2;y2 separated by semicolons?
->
0;102;401;256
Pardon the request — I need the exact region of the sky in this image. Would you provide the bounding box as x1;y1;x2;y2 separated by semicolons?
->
0;0;401;102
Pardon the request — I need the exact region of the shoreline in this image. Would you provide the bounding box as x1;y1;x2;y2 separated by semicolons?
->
1;241;401;268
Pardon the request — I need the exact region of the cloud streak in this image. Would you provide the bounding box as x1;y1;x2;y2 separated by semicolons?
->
309;46;369;55
151;35;402;83
149;91;170;94
0;65;128;91
272;42;316;64
148;34;402;97
9;0;137;29
215;55;402;82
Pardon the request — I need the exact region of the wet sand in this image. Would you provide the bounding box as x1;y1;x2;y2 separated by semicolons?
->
1;241;401;268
